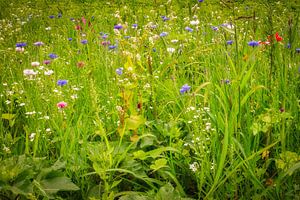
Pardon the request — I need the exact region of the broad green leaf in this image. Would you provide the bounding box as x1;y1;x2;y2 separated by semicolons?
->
40;176;79;194
2;113;15;120
150;158;167;171
133;150;147;160
125;115;145;130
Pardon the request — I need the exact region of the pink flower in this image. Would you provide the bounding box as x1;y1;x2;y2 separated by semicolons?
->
57;101;67;109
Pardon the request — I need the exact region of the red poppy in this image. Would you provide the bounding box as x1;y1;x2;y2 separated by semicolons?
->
275;32;283;42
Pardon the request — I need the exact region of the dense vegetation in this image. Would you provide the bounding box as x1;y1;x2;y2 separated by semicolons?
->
0;0;299;199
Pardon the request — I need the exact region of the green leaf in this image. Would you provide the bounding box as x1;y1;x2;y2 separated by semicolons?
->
2;113;15;120
150;158;167;171
125;115;145;130
39;176;79;194
133;150;147;160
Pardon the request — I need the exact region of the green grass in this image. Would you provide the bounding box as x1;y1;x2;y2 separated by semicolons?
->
0;0;300;199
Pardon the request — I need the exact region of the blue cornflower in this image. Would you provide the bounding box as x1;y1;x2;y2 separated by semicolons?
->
248;41;260;47
68;38;72;41
33;41;44;46
49;53;58;59
296;48;300;53
160;32;168;37
132;24;138;28
185;26;193;32
287;43;291;48
116;67;123;75
16;42;27;47
108;45;117;50
180;84;191;94
114;24;123;30
49;15;55;19
124;36;130;39
227;40;233;45
161;16;170;21
102;34;108;39
198;0;204;2
81;39;88;44
211;26;219;31
57;80;68;86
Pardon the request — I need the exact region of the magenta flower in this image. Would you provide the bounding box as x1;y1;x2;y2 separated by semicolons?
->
57;101;67;109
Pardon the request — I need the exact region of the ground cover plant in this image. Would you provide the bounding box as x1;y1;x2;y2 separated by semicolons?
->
0;0;300;199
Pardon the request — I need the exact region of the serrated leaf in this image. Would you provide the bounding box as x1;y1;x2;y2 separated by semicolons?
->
150;158;167;171
133;150;147;160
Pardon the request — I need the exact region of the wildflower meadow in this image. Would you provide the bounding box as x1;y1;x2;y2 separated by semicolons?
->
0;0;300;199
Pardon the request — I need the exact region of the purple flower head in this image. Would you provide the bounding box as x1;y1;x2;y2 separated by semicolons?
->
180;84;191;94
70;18;75;22
33;41;44;46
49;53;58;59
227;40;233;45
81;39;88;44
102;33;108;39
211;26;219;31
161;16;170;22
108;45;117;50
43;60;51;65
296;48;300;53
198;0;204;2
248;41;260;47
116;67;123;75
68;38;73;41
49;15;55;19
101;41;111;46
185;26;193;32
132;24;138;28
58;13;62;18
286;43;291;48
124;36;130;39
160;32;168;37
114;24;123;30
16;42;27;47
57;79;68;86
152;48;157;52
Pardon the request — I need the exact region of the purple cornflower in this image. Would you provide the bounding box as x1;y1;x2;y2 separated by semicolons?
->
81;39;88;44
132;24;138;29
161;16;170;21
185;26;193;32
286;43;291;48
57;80;68;86
16;42;27;47
248;41;260;47
68;38;73;41
296;48;300;53
227;40;233;45
101;41;111;46
49;53;58;59
180;84;191;94
49;15;55;19
160;32;168;37
108;45;117;50
211;26;219;31
102;34;108;39
116;67;123;75
33;41;44;46
114;24;123;30
198;0;204;2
